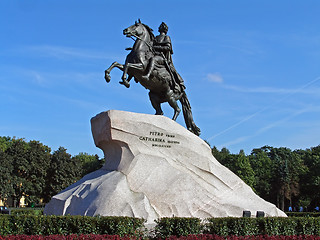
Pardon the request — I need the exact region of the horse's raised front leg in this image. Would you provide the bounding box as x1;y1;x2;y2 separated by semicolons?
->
119;75;133;87
120;60;131;88
120;62;144;88
105;61;124;83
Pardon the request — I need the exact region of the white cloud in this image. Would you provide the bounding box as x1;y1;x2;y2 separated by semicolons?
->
28;71;47;86
14;45;120;60
216;136;251;150
223;84;320;95
31;45;107;59
222;76;320;95
207;73;223;83
214;107;314;149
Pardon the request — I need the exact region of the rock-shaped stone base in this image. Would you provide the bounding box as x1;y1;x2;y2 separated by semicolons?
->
44;110;286;223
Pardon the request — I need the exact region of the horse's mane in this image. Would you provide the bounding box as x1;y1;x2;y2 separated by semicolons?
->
142;23;155;41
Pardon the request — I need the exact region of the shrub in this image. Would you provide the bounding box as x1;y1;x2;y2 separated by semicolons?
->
2;215;320;238
0;215;145;237
10;208;44;216
2;235;320;240
286;212;320;217
164;235;320;240
203;217;259;236
0;235;138;240
154;217;202;238
204;217;320;236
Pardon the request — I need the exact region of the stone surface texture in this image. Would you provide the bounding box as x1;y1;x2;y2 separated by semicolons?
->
44;110;286;223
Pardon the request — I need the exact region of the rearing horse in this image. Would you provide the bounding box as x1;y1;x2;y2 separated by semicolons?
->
104;20;200;136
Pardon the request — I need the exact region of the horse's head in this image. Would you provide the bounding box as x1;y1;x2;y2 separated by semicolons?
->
123;19;144;38
123;19;154;41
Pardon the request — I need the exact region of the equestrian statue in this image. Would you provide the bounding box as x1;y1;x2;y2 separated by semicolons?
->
104;20;201;136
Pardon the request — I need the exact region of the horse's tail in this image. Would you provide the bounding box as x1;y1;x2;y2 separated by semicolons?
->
180;92;201;136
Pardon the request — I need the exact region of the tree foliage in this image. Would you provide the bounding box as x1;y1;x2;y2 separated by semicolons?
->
25;140;51;204
0;151;14;199
1;134;320;211
298;146;320;208
0;137;103;206
249;147;273;200
214;149;255;189
6;139;29;206
73;152;103;177
212;144;313;211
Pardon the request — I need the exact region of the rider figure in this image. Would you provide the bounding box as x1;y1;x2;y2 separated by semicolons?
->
142;22;186;93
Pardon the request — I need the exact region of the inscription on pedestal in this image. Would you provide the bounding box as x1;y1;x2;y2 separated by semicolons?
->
139;131;180;148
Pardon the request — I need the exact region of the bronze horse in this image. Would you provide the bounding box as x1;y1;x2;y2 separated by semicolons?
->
104;20;200;136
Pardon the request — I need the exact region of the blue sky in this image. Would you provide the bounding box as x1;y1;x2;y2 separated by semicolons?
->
1;0;320;157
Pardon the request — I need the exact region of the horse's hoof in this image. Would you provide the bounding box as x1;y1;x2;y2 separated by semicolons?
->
105;74;111;83
119;81;130;88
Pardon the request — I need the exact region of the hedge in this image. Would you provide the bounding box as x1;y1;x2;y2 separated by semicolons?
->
285;212;320;217
0;235;137;240
1;215;320;238
0;215;145;237
154;217;202;238
164;235;320;240
204;217;320;236
10;208;44;216
153;216;320;237
2;235;320;240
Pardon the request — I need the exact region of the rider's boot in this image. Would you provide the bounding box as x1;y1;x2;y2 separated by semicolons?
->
141;58;155;81
141;74;150;81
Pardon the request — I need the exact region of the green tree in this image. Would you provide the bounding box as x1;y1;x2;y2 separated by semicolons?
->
212;147;230;163
298;145;320;209
211;146;220;160
234;150;255;188
44;147;82;202
5;138;29;207
268;147;306;211
249;147;273;202
214;148;255;189
23;140;51;205
3;138;52;206
0;136;13;152
0;151;14;200
73;152;103;177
